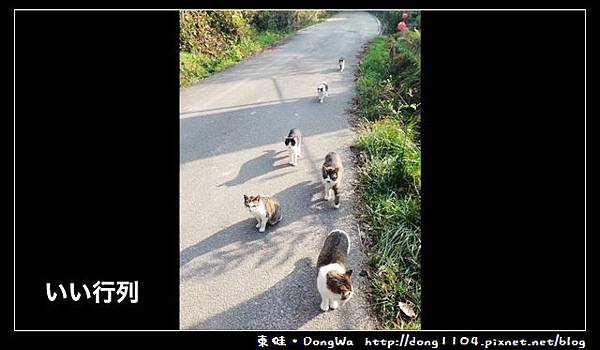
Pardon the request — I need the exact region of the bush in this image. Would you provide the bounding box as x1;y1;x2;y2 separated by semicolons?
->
180;11;331;57
180;51;210;87
180;11;228;57
179;10;256;56
179;11;332;87
251;11;329;31
207;11;252;45
372;10;421;34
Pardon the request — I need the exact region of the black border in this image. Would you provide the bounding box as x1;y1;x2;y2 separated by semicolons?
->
10;8;588;335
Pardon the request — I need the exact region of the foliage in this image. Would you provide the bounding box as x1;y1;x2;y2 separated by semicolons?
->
372;10;421;34
179;11;331;87
354;29;421;329
250;11;329;31
357;32;421;134
390;29;421;133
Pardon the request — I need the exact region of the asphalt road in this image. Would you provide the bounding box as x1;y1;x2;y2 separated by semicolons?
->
180;12;380;330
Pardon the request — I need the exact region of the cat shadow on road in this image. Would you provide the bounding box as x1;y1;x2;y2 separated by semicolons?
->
218;149;288;188
186;257;322;330
180;218;263;268
181;180;320;277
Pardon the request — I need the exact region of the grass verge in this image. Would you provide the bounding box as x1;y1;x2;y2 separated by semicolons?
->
352;33;421;329
180;30;290;88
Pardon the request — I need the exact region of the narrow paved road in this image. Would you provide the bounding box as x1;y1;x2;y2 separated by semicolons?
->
180;12;380;330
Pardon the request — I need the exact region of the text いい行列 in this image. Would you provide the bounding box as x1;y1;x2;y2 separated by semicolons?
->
46;281;138;304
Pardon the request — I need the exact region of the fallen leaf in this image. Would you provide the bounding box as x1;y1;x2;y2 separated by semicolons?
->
398;301;417;318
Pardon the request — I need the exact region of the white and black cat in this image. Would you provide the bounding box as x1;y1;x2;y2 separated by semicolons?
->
243;194;283;232
284;128;302;166
338;57;345;72
322;152;344;208
317;82;329;103
317;229;353;312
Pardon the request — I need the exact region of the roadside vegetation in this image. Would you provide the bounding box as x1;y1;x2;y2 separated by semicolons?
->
180;11;331;87
352;11;421;329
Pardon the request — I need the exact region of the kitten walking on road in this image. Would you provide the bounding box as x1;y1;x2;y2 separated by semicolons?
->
243;194;283;232
338;57;345;72
285;128;302;166
317;82;329;103
317;229;354;311
322;152;344;208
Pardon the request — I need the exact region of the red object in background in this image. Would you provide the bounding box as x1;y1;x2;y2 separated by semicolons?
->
402;12;409;20
397;21;407;31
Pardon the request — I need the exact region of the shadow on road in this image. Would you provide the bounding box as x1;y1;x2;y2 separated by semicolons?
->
181;50;347;87
180;94;349;164
186;257;322;330
180;180;323;276
218;149;288;187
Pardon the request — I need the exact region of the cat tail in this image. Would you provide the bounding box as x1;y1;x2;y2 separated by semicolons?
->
271;205;283;225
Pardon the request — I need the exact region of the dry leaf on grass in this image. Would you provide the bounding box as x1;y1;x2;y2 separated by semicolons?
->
398;301;417;318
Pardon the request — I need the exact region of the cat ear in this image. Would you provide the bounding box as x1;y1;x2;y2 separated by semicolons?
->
244;195;248;201
345;270;353;277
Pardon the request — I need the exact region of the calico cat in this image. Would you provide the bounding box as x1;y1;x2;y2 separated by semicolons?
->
317;229;353;311
284;128;302;166
243;194;283;232
317;82;329;103
322;152;344;208
338;57;345;72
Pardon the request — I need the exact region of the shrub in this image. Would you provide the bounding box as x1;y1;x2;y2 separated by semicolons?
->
250;11;329;31
179;11;332;87
373;11;421;34
206;11;252;45
180;11;228;57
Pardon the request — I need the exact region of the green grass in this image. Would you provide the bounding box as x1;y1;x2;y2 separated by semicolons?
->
354;35;421;329
180;30;289;87
356;37;391;121
356;120;421;195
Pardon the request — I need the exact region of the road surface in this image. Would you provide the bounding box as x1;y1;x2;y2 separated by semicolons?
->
180;11;380;330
